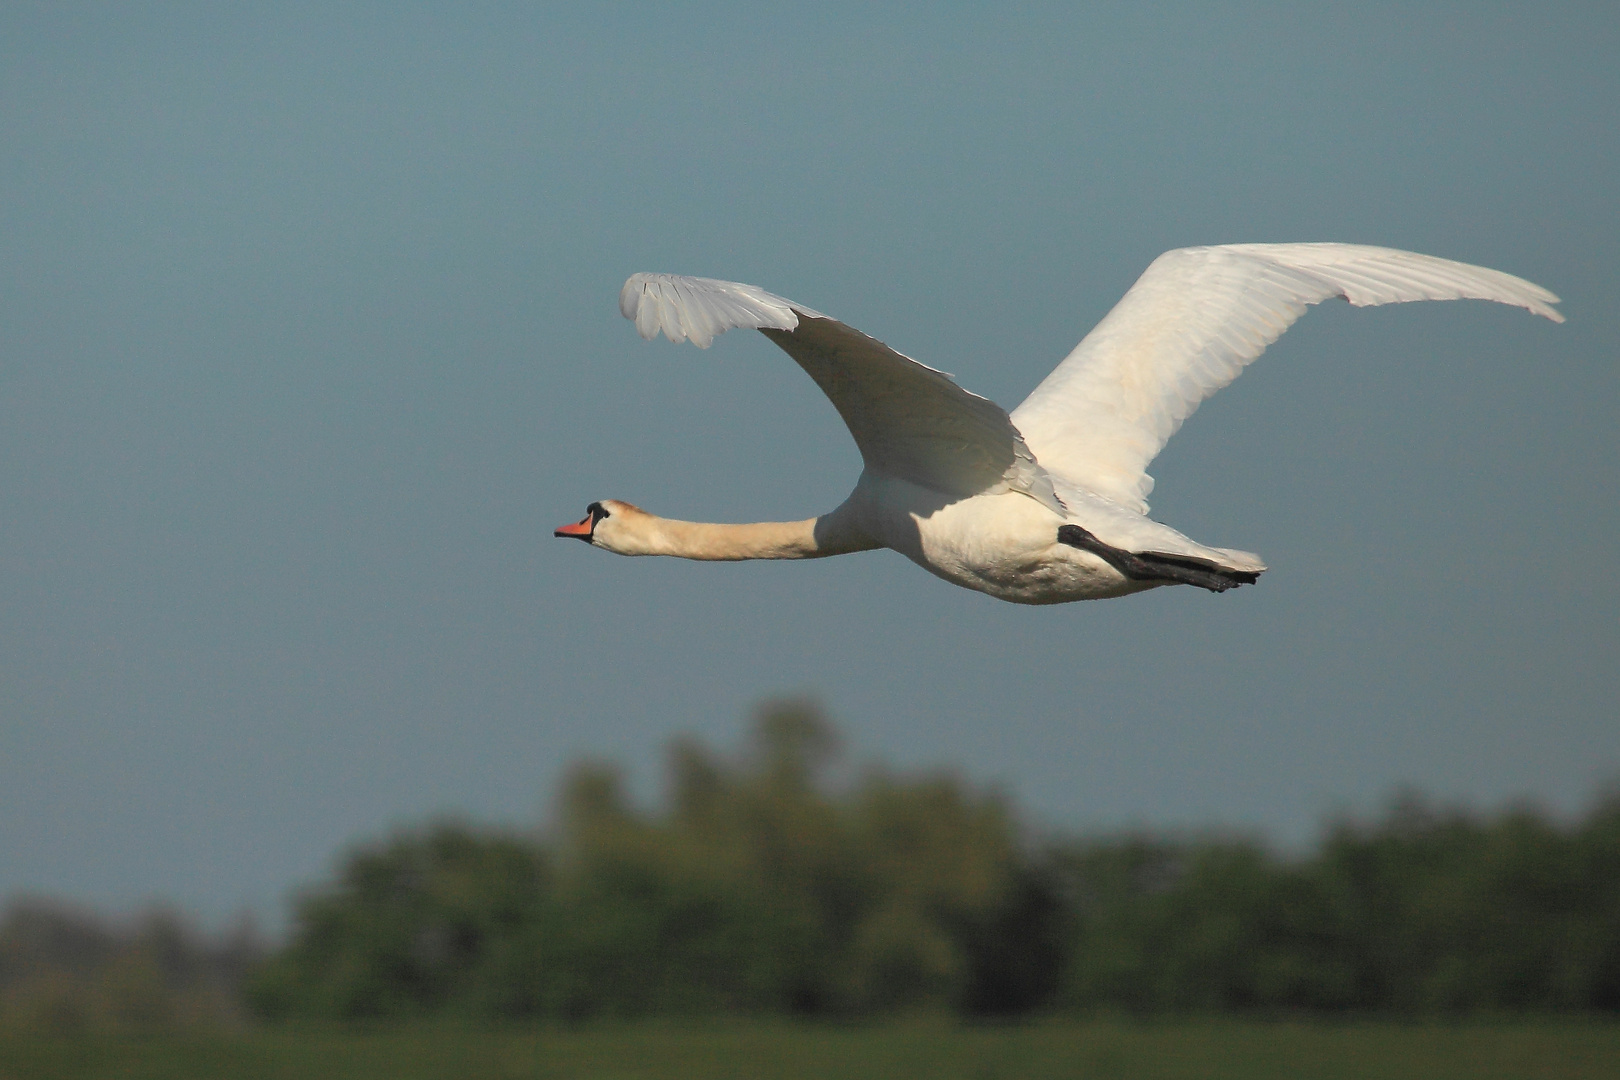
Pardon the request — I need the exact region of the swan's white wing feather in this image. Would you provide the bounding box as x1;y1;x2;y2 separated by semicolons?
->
621;273;1062;510
1010;244;1563;513
621;273;811;348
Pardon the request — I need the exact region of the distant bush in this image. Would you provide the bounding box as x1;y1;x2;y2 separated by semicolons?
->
246;823;555;1021
1050;793;1620;1015
0;899;262;1033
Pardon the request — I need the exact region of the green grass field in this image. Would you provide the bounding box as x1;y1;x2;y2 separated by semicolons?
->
2;1020;1617;1080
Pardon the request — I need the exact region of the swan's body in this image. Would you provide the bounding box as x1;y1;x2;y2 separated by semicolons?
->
557;244;1562;605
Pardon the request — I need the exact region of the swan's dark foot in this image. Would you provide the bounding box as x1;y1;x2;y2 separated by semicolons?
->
1057;525;1261;593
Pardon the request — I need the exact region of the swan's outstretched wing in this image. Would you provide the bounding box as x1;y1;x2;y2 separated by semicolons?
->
1009;244;1564;514
620;273;1061;511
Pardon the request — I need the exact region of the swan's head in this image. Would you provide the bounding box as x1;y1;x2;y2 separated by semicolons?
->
553;499;649;555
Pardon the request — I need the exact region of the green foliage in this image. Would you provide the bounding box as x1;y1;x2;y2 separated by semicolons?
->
249;824;555;1020
1316;794;1620;1012
250;704;1620;1022
29;702;1614;1027
250;700;1057;1021
1051;791;1620;1015
0;901;259;1033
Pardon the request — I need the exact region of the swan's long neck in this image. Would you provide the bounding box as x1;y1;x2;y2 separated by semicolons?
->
602;501;879;561
634;517;824;560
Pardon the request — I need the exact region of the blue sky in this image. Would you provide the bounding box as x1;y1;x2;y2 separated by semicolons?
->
2;4;1616;930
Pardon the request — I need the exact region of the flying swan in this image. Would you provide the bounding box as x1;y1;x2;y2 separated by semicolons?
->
556;244;1562;604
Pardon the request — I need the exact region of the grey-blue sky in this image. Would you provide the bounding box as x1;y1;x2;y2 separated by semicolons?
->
1;4;1615;930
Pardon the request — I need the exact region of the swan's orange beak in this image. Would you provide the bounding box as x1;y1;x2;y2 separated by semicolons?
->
554;514;594;541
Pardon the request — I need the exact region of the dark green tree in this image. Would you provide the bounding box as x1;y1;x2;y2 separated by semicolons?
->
249;823;554;1019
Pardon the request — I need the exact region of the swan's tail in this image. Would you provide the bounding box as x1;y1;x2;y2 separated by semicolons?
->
1057;525;1263;594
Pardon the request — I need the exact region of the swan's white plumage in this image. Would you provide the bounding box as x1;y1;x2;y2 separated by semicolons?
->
582;244;1562;605
621;272;1064;513
620;273;806;348
1009;244;1564;513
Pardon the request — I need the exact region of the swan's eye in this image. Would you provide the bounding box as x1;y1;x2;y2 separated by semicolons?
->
587;502;610;524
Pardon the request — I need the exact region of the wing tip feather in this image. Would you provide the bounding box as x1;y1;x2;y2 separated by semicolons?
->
619;273;801;346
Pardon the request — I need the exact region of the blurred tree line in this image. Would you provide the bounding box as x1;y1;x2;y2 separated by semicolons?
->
250;701;1058;1021
7;701;1618;1030
248;701;1620;1022
0;899;260;1032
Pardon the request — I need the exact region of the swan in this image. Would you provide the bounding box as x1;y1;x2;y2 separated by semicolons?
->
556;244;1562;605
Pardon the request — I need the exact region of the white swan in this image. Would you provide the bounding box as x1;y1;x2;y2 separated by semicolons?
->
556;244;1562;605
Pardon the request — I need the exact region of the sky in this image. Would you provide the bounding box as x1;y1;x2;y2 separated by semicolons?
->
2;4;1616;933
